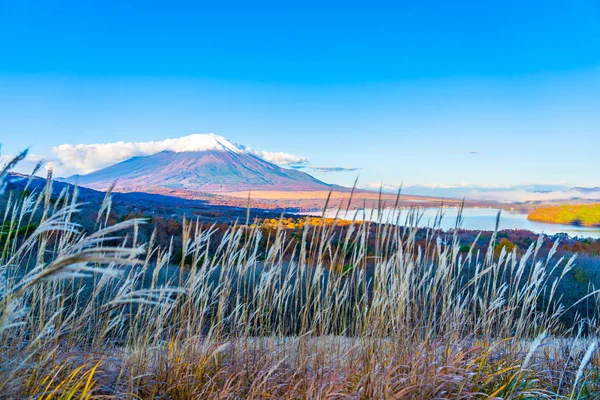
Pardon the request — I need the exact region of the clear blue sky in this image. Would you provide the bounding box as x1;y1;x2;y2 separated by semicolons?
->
1;0;599;188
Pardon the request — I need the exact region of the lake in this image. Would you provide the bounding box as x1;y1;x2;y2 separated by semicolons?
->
305;207;600;239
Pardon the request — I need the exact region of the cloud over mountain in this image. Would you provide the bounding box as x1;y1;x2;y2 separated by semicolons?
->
366;182;600;203
292;165;360;173
242;148;308;166
50;133;308;176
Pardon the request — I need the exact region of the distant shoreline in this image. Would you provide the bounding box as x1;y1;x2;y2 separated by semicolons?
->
527;203;600;228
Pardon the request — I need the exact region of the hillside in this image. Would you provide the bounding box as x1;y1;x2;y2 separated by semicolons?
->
4;173;291;227
58;133;479;210
528;203;600;227
62;134;336;193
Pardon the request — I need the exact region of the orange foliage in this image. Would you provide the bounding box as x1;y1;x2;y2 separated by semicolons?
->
252;216;361;230
528;203;600;227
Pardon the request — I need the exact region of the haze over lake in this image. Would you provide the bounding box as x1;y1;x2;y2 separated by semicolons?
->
309;207;600;239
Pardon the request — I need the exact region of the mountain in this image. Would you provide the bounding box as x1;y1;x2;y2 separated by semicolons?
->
63;134;336;193
569;187;600;194
396;184;600;203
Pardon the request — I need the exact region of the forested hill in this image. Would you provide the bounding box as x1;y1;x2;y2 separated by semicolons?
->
528;203;600;227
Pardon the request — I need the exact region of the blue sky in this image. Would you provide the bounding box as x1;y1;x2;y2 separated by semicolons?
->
1;0;599;191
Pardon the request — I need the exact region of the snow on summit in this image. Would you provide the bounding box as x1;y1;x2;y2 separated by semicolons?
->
51;133;307;176
164;133;244;153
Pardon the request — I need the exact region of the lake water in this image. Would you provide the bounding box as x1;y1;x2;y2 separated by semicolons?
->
305;207;600;239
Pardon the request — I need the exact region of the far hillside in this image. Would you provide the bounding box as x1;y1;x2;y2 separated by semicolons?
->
528;203;600;227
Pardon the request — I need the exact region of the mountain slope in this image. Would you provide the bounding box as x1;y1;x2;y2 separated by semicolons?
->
63;135;335;193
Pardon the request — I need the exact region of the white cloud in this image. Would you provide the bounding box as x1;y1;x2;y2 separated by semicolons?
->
365;181;600;203
50;133;308;176
464;189;600;203
0;153;46;165
293;165;359;173
366;181;575;191
243;148;308;166
365;182;403;191
1;153;51;176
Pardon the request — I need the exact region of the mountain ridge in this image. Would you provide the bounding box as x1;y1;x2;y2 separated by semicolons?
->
61;134;340;194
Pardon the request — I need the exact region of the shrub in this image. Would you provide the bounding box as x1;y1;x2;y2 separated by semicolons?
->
1;154;600;398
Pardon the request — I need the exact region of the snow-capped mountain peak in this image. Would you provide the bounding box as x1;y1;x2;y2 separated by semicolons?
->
156;133;243;153
62;134;333;193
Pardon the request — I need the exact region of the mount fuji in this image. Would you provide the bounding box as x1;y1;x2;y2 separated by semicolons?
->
63;134;337;194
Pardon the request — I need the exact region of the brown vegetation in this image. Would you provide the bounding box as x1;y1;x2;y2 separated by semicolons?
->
1;155;600;398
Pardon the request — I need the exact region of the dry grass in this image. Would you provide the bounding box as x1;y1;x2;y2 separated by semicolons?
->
217;189;465;204
219;190;403;200
1;156;599;399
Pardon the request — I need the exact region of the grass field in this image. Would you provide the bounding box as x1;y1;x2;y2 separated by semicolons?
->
1;153;600;398
217;189;473;205
216;189;473;211
529;203;600;227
